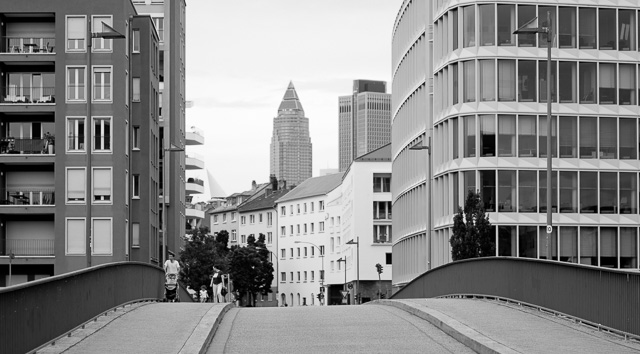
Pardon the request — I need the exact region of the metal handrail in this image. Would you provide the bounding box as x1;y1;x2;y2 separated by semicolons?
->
1;238;54;256
3;37;56;53
1;87;56;103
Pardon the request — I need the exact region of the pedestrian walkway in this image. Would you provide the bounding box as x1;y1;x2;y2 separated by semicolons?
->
36;302;232;354
377;298;640;354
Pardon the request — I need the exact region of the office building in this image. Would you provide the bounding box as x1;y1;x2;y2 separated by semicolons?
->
0;0;164;284
339;80;391;172
270;81;312;187
391;0;640;291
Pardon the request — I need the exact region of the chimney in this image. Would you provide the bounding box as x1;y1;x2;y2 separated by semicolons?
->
251;180;257;191
270;174;278;190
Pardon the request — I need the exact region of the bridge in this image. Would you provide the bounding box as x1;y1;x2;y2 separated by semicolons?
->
2;259;639;353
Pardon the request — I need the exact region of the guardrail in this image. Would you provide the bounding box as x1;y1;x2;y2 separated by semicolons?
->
391;257;640;338
1;238;54;256
0;262;164;354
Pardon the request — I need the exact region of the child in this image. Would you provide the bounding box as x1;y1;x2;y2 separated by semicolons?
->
199;285;209;303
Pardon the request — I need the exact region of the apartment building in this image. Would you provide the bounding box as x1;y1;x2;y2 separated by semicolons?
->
0;0;164;284
391;0;640;291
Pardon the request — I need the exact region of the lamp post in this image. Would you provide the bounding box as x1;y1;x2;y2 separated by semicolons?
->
8;250;14;286
256;246;279;303
409;136;432;271
514;13;553;235
162;145;184;266
346;237;359;304
86;20;125;267
336;257;347;304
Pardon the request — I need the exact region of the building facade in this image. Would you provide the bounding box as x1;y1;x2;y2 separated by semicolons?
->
391;0;640;291
339;80;391;172
270;81;312;187
0;0;164;284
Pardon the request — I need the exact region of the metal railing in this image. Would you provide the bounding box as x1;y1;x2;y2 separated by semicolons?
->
0;262;164;354
0;188;55;205
187;177;204;186
1;238;54;256
0;138;53;154
392;257;640;338
1;87;56;104
3;37;56;53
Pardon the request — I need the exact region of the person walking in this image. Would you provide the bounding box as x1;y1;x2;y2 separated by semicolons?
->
163;254;180;276
199;285;209;303
210;266;224;303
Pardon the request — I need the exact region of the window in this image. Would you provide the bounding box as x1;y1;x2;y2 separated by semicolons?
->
132;222;140;247
518;115;536;157
599;117;617;159
620;173;637;214
249;215;255;224
539;115;557;158
290;225;293;235
267;212;273;226
66;218;85;255
580;172;598;213
267;232;272;244
479;59;495;101
311;271;315;281
132;174;140;198
297;248;300;257
579;8;596;49
579;62;596;104
463;115;476;157
132;30;140;53
67;117;86;152
599;9;616;50
559;62;577;103
259;213;263;223
498;170;515;212
132;78;140;102
304;224;308;234
231;212;236;221
452;117;459;159
241;235;246;244
373;176;391;192
462;5;475;47
297;224;300;234
67;168;86;203
600;227;617;268
280;226;285;236
479;115;495;157
297;204;300;213
152;17;164;41
579;116;597;158
517;5;536;46
497;4;515;46
619;10;636;51
463;60;475;102
600;172;617;214
92;16;113;51
498;60;515;101
319;201;325;211
619;64;636;105
538;6;556;47
319;221;325;232
373;225;392;243
297;271;301;282
580;227;598;265
452;8;458;50
498;226;516;256
133;126;140;150
281;272;286;282
599;63;616;104
559;171;577;213
558;7;576;48
67;67;86;102
519;170;537;212
311;223;315;233
480;170;496;212
281;206;286;216
497;115;515;157
519;226;537;258
93;67;112;101
559;227;578;263
304;247;308;257
67;16;86;51
93;117;111;151
620;228;637;268
539;60;557;103
518;60;536;102
290;205;293;215
213;215;218;224
478;4;495;46
92;218;112;255
539;170;558;213
93;168;112;202
240;216;246;225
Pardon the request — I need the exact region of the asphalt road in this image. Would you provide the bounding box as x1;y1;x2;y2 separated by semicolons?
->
207;305;474;353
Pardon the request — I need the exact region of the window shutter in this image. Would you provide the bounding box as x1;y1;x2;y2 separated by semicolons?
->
66;219;85;254
92;219;112;255
67;169;85;200
93;169;111;198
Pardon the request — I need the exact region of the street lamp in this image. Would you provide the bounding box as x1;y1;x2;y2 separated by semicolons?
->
514;13;554;236
86;21;125;267
409;137;432;271
336;257;347;304
162;145;184;266
256;246;279;303
346;237;359;304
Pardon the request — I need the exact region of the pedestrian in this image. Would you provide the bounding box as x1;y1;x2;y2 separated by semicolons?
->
210;266;224;303
163;254;180;276
199;285;209;303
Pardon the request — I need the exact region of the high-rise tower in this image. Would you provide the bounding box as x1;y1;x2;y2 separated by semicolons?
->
270;82;312;187
339;80;391;172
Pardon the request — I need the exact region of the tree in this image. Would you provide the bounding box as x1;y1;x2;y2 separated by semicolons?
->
450;190;494;261
179;227;229;296
228;233;274;306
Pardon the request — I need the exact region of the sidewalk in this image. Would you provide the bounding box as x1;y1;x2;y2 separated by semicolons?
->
376;298;640;354
37;302;232;354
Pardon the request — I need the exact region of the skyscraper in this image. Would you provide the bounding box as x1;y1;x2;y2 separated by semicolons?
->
339;80;391;172
270;82;312;187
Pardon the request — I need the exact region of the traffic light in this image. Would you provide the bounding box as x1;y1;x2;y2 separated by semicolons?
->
375;263;383;274
316;293;324;300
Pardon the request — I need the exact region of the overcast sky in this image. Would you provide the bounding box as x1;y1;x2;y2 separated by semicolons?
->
185;0;403;198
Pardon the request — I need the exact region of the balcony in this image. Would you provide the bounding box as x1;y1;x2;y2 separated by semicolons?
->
1;87;55;104
0;138;54;155
2;37;56;54
185;152;204;170
0;189;55;206
186;206;205;220
186;127;204;145
186;177;204;195
1;238;54;256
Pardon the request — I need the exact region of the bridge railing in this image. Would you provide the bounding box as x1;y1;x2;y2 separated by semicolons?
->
0;262;165;354
392;257;640;338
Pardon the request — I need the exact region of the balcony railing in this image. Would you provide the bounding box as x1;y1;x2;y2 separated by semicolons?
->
3;37;56;54
2;87;55;104
187;177;204;186
0;188;55;205
0;138;53;154
1;238;54;256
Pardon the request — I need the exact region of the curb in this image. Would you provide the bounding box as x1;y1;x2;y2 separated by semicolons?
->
371;299;517;354
179;303;234;354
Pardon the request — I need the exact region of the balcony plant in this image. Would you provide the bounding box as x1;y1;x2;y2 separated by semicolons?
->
43;132;55;154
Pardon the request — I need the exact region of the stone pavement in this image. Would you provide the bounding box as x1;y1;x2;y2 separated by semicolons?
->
375;298;640;354
36;302;232;354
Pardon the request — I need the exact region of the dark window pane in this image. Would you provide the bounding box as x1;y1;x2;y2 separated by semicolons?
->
480;170;496;212
519;226;537;258
579;8;596;49
580;171;598;213
519;170;537;212
599;9;616;50
599;172;617;214
560;171;577;213
498;225;516;256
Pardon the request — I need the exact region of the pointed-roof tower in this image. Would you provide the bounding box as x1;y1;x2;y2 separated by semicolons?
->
278;81;305;114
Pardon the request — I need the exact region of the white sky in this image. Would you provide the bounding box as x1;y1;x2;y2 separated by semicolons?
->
185;0;403;197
